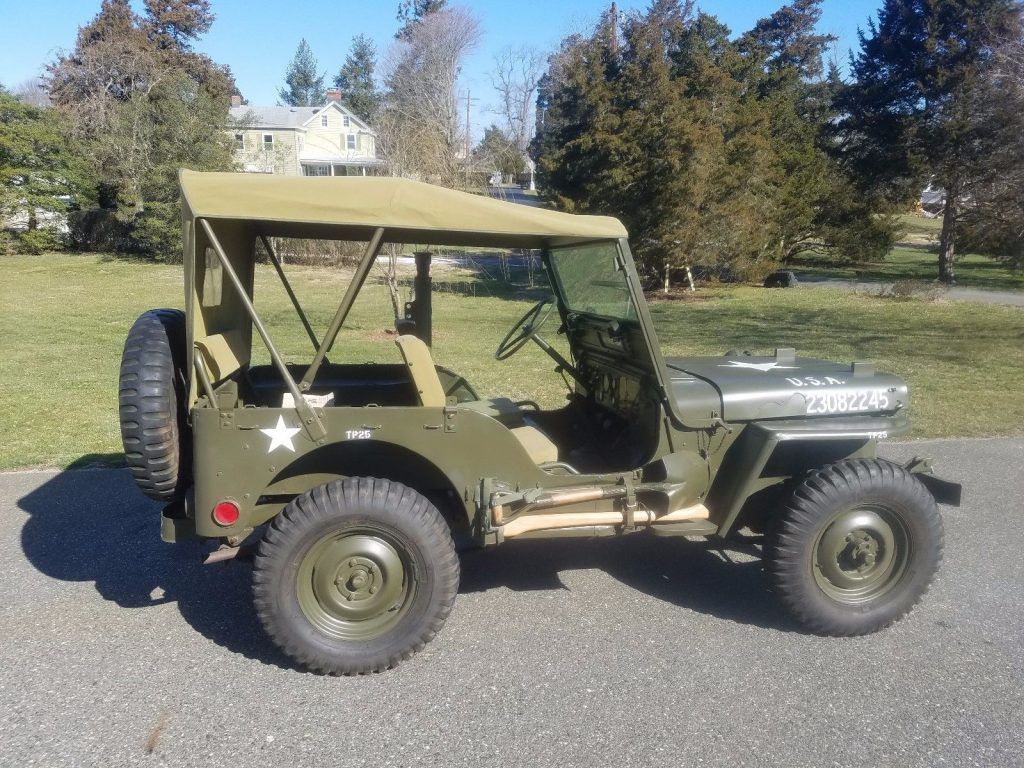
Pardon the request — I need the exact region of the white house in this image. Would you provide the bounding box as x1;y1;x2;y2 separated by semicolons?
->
228;89;382;177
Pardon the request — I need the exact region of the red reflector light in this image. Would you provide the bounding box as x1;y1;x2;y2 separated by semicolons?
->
212;500;240;527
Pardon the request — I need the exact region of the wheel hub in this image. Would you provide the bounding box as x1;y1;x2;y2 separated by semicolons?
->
840;530;880;572
333;557;381;601
297;529;414;640
813;506;910;604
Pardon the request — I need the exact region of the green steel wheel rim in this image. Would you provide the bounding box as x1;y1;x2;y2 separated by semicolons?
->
812;505;911;605
296;526;416;641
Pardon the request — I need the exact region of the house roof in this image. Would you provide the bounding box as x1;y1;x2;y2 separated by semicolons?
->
228;101;374;133
178;170;627;248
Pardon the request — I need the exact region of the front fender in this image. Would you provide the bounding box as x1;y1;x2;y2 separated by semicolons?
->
707;414;910;537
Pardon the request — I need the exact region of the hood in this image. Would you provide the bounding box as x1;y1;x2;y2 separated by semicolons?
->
665;351;908;422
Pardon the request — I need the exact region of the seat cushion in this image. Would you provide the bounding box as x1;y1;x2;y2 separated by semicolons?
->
510;426;559;464
457;397;524;420
394;335;446;407
195;330;247;382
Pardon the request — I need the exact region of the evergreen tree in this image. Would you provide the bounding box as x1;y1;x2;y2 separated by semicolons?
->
662;10;782;278
46;0;234;259
0;91;91;251
143;0;213;51
532;11;621;217
612;0;694;284
835;0;1020;283
396;0;448;39
279;39;325;107
474;124;522;179
533;0;903;284
335;35;379;122
738;0;836;262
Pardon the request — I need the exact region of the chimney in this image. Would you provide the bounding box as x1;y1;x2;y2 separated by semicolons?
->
325;88;342;103
230;94;242;107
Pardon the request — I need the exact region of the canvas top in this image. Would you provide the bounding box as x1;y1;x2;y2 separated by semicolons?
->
178;170;628;248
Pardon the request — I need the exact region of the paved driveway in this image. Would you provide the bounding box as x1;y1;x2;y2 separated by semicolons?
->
1;438;1022;767
796;275;1024;307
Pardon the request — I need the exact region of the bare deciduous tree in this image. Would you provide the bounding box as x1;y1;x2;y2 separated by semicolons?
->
377;6;480;186
490;45;544;156
12;77;52;107
376;243;405;321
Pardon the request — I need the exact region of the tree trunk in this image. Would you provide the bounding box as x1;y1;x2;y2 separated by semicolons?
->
938;183;958;285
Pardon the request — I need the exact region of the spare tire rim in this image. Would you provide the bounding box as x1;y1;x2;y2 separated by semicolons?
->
813;505;911;605
297;526;415;641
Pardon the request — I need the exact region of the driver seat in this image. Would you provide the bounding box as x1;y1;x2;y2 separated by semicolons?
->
394;335;559;465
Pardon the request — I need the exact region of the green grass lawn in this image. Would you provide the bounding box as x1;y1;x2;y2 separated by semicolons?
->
1;252;1022;470
789;215;1024;291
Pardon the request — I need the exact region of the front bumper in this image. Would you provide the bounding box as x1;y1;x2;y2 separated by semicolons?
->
905;457;963;506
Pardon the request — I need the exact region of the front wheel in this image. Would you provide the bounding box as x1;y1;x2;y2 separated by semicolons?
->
253;477;460;674
766;459;943;636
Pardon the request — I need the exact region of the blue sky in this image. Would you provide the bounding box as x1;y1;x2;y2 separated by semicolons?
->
0;0;880;138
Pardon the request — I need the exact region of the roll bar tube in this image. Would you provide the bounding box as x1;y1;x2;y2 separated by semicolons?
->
299;227;385;393
198;218;326;441
259;234;320;353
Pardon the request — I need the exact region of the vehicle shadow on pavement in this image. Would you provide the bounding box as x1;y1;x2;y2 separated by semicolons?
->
459;534;799;632
17;467;797;671
17;467;300;672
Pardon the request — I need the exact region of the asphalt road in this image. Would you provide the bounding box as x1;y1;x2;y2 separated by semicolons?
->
795;276;1024;307
2;438;1022;767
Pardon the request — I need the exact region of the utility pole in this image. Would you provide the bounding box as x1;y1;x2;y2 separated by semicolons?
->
463;89;478;191
610;2;618;56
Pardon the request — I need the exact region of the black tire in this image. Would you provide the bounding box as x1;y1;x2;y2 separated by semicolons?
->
253;477;460;675
118;308;190;501
766;459;943;636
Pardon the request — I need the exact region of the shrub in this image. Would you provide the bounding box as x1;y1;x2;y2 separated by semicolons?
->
67;208;133;252
14;228;62;254
878;280;946;302
131;203;182;262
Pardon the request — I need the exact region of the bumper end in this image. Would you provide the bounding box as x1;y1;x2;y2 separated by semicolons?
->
905;457;962;506
160;498;198;542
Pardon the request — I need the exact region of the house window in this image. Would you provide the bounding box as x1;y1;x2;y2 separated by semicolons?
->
302;163;330;176
234;132;244;150
321;114;328;127
262;133;274;151
346;134;357;151
343;115;350;127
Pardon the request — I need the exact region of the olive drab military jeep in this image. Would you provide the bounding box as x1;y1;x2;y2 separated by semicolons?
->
118;170;961;675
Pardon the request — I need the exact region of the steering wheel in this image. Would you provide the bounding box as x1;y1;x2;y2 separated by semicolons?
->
495;297;555;360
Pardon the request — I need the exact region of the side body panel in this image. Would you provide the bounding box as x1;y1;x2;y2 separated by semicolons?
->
189;404;711;540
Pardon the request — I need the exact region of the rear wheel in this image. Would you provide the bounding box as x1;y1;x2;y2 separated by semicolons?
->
766;459;943;635
253;477;459;674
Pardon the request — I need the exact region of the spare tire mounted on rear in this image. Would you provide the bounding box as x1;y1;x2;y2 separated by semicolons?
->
119;308;191;501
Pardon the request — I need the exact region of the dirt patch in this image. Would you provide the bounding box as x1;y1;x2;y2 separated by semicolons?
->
365;328;398;342
645;289;718;302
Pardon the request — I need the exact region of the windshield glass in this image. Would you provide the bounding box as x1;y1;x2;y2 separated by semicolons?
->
549;242;637;321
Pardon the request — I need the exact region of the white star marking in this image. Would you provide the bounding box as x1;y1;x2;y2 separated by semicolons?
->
719;360;797;372
260;415;301;453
